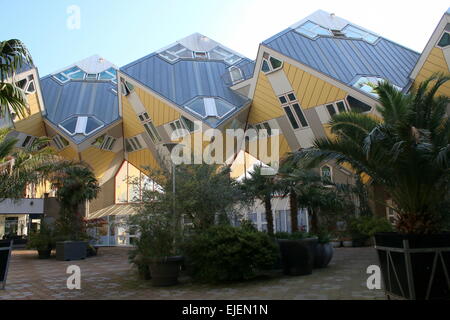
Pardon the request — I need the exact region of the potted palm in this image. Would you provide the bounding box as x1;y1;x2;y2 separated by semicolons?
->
27;222;55;259
51;164;100;261
130;210;183;287
294;75;450;300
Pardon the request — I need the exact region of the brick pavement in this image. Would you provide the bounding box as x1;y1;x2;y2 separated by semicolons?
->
0;247;385;300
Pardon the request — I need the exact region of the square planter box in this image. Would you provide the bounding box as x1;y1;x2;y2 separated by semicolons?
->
56;241;87;261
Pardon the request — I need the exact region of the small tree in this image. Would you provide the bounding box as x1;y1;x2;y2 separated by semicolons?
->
51;164;100;241
240;164;281;235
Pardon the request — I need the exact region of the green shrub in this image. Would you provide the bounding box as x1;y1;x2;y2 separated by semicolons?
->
183;225;279;283
349;216;393;240
274;231;313;240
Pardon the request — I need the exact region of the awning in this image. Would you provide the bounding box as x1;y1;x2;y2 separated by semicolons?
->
87;204;140;220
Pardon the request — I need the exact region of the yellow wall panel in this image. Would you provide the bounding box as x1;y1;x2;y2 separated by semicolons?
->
122;96;145;138
135;87;180;126
80;147;116;179
127;149;160;174
248;72;285;124
14;113;46;137
246;134;291;164
58;145;79;161
283;62;348;109
414;47;450;97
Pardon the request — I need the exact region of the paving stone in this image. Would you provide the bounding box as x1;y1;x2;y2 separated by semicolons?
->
0;247;385;300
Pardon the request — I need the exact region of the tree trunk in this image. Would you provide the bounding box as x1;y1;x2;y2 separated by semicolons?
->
264;196;274;235
310;207;319;234
289;191;299;233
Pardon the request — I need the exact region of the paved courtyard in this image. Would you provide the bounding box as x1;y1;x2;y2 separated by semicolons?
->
0;247;385;300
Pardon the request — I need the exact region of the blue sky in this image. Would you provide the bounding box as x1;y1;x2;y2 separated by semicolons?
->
2;0;449;76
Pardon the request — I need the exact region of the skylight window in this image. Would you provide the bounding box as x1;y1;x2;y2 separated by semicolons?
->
186;97;235;120
353;76;400;97
159;43;242;65
295;21;332;38
53;65;117;84
342;25;379;44
59;116;104;136
159;44;193;62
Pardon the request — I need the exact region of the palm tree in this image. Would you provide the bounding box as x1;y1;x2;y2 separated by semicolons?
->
1;39;34;118
277;158;311;233
51;164;100;241
0;128;69;199
293;75;450;235
240;164;280;235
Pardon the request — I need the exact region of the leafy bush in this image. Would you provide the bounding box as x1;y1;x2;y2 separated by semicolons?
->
182;225;279;283
27;222;55;251
274;231;313;240
349;216;393;240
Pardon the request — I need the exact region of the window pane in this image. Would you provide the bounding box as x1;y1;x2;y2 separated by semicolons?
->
69;70;86;80
278;96;287;104
293;104;308;127
288;93;296;101
134;137;142;149
438;33;450;47
181;116;197;132
336;101;347;113
186;98;206;117
284;106;299;129
16;79;27;89
326;104;336;117
60;117;78;134
269;57;282;70
85;117;103;134
261;60;271;73
347;96;372;113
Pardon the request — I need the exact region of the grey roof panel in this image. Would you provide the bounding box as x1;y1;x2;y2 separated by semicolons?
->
121;55;251;127
40;76;119;143
263;29;420;89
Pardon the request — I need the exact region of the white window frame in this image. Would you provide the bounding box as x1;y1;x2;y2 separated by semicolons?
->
261;52;283;74
229;66;244;84
211;46;242;65
138;112;162;144
278;92;309;130
92;134;116;151
167;119;189;139
59;116;104;136
325;100;350;117
21;135;36;149
194;51;209;60
437;31;450;48
52;135;69;150
125;135;145;153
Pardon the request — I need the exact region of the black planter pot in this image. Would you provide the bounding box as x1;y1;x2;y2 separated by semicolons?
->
56;241;87;261
375;232;450;300
37;248;52;259
314;243;334;268
137;264;152;280
352;238;370;247
277;238;318;276
149;256;183;287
